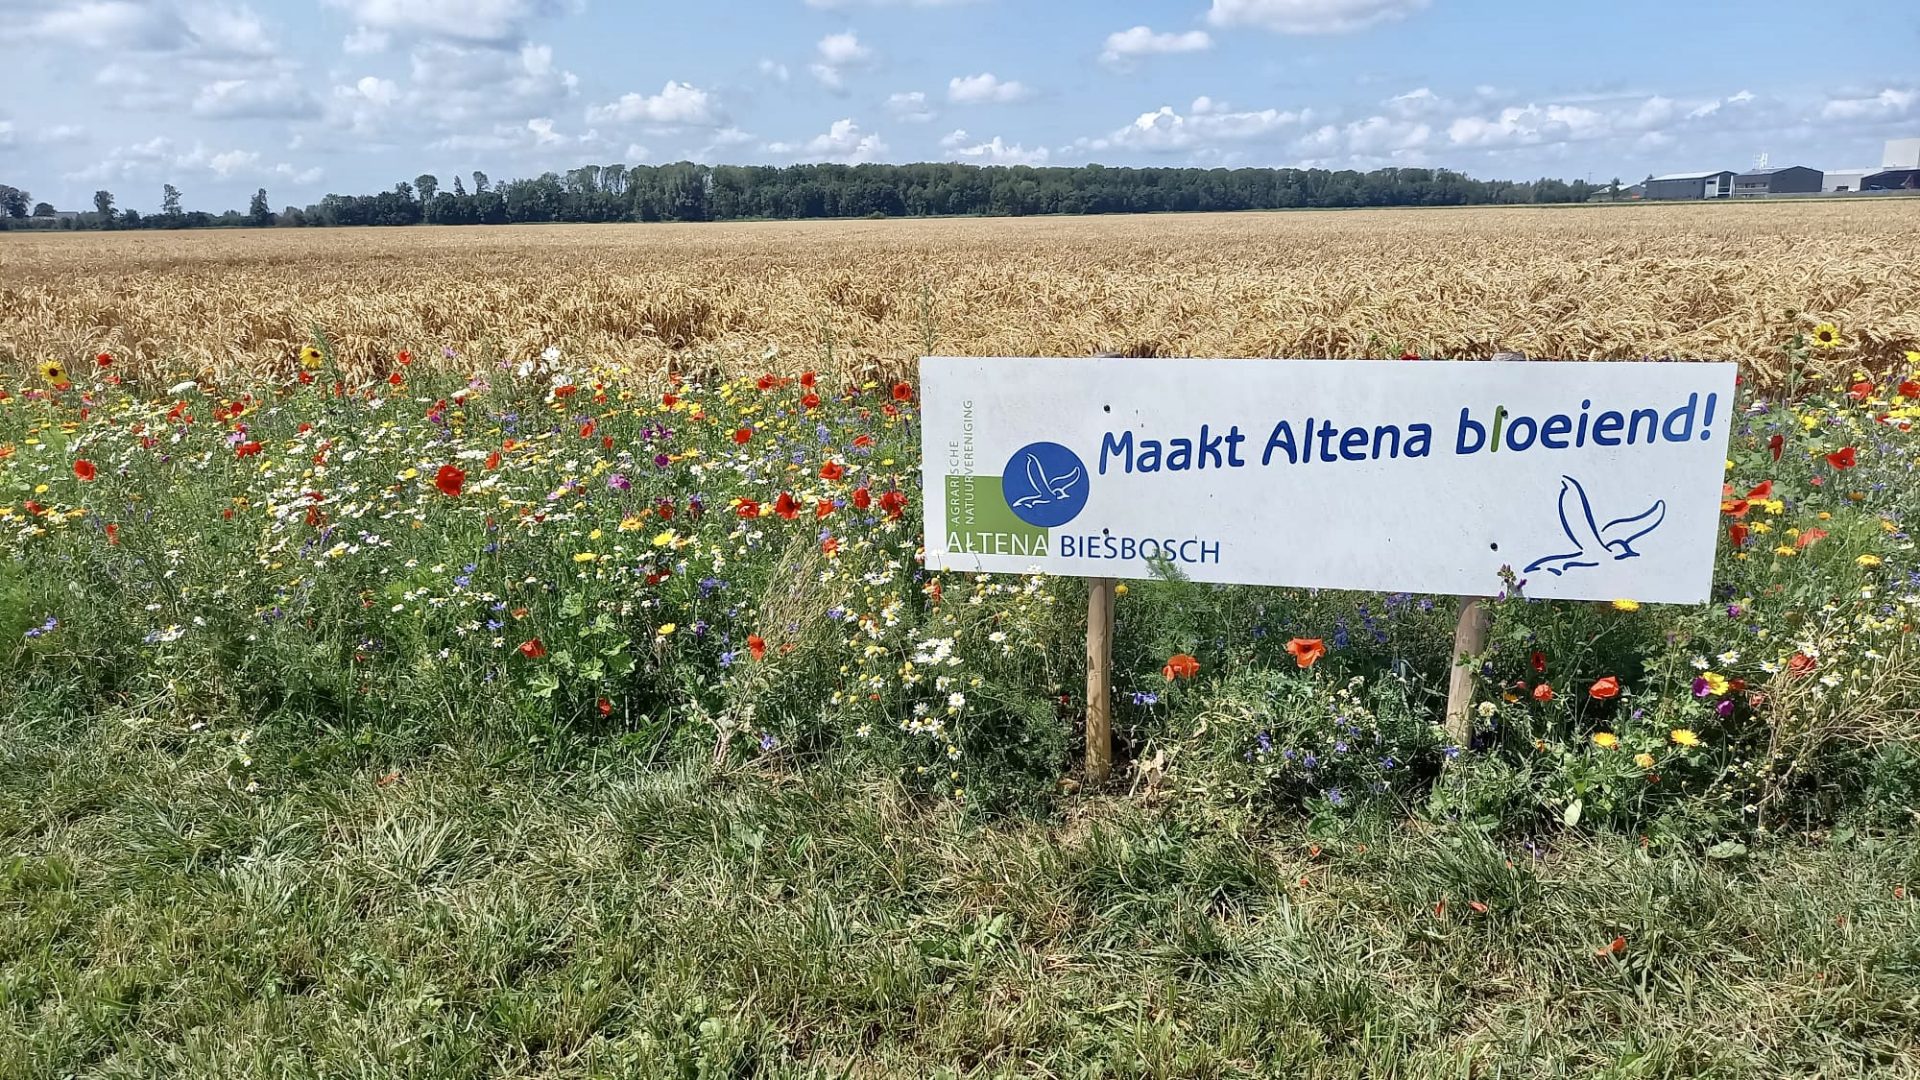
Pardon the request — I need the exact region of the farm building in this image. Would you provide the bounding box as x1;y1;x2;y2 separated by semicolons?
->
1885;138;1920;169
1645;171;1735;200
1824;168;1874;193
1861;168;1920;191
1732;166;1823;196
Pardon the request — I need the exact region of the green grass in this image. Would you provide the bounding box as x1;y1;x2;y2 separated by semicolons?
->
4;705;1916;1078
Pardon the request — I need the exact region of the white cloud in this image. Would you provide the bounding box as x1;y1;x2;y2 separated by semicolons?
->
324;0;562;47
1207;0;1428;34
586;81;722;127
191;75;319;119
13;2;281;59
811;31;874;90
1823;88;1918;121
804;0;978;6
342;25;389;53
1447;103;1609;148
948;72;1031;105
944;133;1049;165
758;59;790;83
886;91;935;122
1085;99;1309;152
431;116;601;154
766;118;887;163
68;136;320;188
1099;26;1212;68
1384;86;1443;117
623;142;650;161
1294;115;1430;160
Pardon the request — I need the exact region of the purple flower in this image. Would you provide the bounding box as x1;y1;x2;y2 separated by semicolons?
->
1716;699;1735;719
653;453;671;469
607;473;631;493
1692;676;1711;698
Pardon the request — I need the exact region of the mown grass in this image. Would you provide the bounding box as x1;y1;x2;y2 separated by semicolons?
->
4;700;1916;1078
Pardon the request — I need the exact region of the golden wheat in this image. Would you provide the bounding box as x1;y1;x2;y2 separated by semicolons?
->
3;200;1917;387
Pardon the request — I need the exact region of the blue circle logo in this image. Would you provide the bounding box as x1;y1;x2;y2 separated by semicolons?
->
1003;441;1089;528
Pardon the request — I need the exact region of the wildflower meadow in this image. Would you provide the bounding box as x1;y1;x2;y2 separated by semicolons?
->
3;330;1918;1075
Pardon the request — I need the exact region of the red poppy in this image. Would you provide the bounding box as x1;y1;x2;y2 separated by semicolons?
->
878;490;907;520
1530;650;1547;674
735;499;761;519
579;420;596;439
1787;652;1816;677
891;382;914;402
1795;527;1827;549
1899;380;1920;399
732;427;753;444
662;392;678;407
816;499;834;519
747;634;768;661
1848;381;1873;402
1728;523;1749;548
95;352;113;368
397;349;412;366
1746;480;1772;500
1162;653;1200;681
801;392;821;410
822;536;839;554
597;698;613;717
518;638;547;659
73;459;97;481
1532;683;1555;703
1589;676;1620;700
434;463;466;497
553;384;578;397
1285;638;1326;669
388;372;404;387
106;523;119;545
603;436;614;450
1826;447;1857;470
235;441;264;457
756;374;778;391
485;451;501;470
1721;498;1750;518
297;370;315;384
800;371;817;388
820;461;845;481
851;487;872;510
853;434;874;448
773;492;801;520
1768;434;1784;462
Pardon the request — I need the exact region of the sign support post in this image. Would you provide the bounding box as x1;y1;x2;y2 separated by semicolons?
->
1444;596;1490;746
1085;577;1116;784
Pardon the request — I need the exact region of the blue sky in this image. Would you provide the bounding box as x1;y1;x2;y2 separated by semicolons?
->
2;0;1917;212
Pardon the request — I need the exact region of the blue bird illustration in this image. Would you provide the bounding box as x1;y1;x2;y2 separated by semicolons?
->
1010;452;1082;509
1523;476;1666;577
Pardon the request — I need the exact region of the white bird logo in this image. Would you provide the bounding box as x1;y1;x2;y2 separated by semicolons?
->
1010;452;1082;509
1524;476;1666;577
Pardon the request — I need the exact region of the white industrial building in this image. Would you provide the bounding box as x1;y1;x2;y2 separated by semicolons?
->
1824;139;1919;192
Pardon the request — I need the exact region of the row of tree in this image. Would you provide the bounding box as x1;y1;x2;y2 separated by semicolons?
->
2;163;1617;231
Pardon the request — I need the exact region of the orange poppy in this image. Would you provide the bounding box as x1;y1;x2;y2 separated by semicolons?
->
1728;523;1748;548
1285;638;1327;668
1161;653;1200;681
518;639;547;659
1589;676;1620;700
820;461;845;481
73;459;97;481
747;634;768;661
1532;683;1555;703
891;382;914;402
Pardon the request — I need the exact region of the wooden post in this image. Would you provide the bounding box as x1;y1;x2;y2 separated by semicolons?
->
1085;577;1117;785
1444;596;1491;747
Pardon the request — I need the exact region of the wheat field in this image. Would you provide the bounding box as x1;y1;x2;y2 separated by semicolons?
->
4;200;1917;386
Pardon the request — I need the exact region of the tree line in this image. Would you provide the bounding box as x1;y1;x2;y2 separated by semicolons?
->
1;163;1616;230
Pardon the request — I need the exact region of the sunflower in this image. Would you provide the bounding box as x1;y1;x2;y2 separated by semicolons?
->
1810;323;1841;349
298;345;325;369
40;360;72;389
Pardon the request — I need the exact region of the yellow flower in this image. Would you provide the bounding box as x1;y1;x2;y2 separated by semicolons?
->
1634;752;1656;769
1671;728;1701;748
618;514;645;531
1774;545;1797;557
1856;554;1882;568
1701;672;1729;696
299;345;324;369
1906;349;1920;365
1114;583;1129;596
1591;732;1620;750
572;552;597;563
652;529;677;547
1810;323;1841;349
40;361;72;389
1611;599;1640;612
657;622;676;636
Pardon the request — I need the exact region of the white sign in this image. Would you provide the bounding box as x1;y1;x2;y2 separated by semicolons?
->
919;357;1738;604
